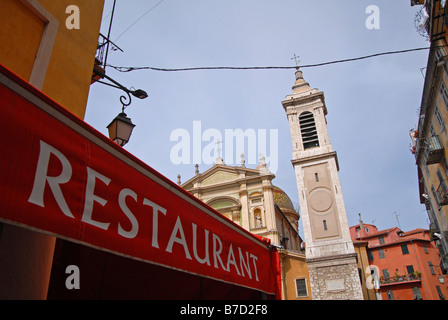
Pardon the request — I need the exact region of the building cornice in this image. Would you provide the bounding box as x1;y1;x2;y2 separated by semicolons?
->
291;151;340;171
306;252;358;264
367;237;431;250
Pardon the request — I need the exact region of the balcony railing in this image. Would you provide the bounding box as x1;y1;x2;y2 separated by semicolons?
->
426;0;447;42
92;33;124;84
425;135;445;164
380;273;422;286
437;179;448;205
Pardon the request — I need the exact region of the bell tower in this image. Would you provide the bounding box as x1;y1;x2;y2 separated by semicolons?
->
282;69;363;300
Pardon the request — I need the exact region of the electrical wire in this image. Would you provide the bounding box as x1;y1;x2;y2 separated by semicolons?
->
106;46;432;73
114;0;166;43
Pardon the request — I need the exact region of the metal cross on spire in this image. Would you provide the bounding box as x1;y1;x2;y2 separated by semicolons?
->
291;53;301;69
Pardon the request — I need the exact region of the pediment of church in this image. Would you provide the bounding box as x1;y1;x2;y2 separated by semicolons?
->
181;164;267;190
201;170;239;186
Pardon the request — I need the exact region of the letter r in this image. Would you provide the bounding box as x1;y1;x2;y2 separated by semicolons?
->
28;140;74;218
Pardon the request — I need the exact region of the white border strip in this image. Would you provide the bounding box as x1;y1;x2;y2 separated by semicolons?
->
19;0;59;90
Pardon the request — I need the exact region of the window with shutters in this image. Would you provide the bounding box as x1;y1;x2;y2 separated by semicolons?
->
435;104;446;132
401;244;409;255
295;278;308;298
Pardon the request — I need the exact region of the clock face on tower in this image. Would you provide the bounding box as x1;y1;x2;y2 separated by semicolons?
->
308;188;333;214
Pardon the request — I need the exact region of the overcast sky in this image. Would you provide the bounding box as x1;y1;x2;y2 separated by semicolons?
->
85;0;431;237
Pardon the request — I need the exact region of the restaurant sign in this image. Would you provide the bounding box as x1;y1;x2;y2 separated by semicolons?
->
0;65;278;296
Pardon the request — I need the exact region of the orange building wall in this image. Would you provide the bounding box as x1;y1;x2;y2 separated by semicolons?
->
369;240;448;300
351;224;448;300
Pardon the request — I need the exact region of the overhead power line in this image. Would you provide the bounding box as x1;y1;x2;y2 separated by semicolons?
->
114;0;166;43
106;46;431;73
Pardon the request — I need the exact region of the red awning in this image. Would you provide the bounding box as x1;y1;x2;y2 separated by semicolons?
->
0;64;280;298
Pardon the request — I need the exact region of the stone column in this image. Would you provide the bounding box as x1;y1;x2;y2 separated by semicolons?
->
239;188;249;230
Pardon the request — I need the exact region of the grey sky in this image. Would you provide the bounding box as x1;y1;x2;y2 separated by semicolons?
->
85;0;430;237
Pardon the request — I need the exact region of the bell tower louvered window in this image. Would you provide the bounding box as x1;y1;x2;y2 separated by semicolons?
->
299;111;319;149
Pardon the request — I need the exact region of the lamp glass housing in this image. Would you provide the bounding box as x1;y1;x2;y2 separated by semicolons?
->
107;112;135;147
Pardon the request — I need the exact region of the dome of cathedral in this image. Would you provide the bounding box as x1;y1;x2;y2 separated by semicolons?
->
272;186;295;212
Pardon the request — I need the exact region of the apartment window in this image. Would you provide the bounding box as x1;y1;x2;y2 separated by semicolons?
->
435;104;446;132
382;269;390;279
423;243;429;253
406;265;415;275
299;112;319;149
401;244;409;255
437;169;445;187
412;287;423;300
443;158;448;177
424;154;431;179
436;286;446;300
378;235;385;244
432;185;440;207
440;82;448;111
295;278;308;298
429;261;436;275
435;49;448;76
367;251;374;261
430;123;437;137
378;249;385;259
386;290;394;300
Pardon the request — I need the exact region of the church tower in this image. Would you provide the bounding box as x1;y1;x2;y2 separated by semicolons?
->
282;69;363;300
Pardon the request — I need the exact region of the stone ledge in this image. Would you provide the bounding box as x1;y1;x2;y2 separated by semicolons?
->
306;252;358;265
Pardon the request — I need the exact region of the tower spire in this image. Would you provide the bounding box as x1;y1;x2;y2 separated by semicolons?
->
291;68;312;95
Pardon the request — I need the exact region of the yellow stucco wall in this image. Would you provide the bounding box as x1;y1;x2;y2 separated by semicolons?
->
0;0;104;119
281;251;312;300
354;243;376;300
0;0;44;80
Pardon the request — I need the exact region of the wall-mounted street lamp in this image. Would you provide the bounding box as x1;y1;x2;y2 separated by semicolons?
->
434;265;447;284
97;73;148;147
107;112;135;147
91;0;148;147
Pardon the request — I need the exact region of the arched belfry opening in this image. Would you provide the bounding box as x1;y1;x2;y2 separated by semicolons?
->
299;111;319;149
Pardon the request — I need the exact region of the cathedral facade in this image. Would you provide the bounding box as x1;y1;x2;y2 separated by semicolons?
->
181;157;311;299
